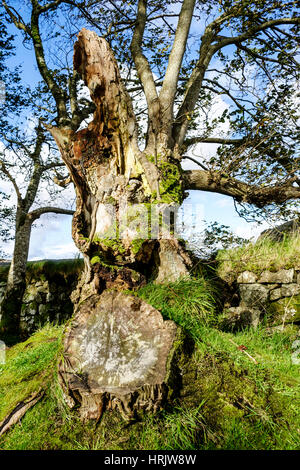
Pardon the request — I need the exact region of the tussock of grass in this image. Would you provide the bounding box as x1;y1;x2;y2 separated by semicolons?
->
136;278;219;342
0;324;64;423
216;233;300;283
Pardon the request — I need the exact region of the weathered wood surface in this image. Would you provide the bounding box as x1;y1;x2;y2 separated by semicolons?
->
59;291;187;421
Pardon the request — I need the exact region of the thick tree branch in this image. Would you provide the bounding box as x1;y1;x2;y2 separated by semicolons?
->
183;136;244;149
173;25;217;146
30;3;69;126
3;0;70;126
183;170;300;206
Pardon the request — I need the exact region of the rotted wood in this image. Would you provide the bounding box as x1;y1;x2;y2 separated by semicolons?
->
59;290;190;421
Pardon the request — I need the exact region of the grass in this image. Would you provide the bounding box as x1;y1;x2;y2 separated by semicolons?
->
216;232;300;283
136;278;220;343
0;324;64;424
0;278;299;450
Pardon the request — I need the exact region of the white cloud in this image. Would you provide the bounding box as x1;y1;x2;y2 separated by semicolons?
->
234;222;269;242
214;197;232;209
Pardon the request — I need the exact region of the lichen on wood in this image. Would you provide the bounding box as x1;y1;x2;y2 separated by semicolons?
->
59;291;192;421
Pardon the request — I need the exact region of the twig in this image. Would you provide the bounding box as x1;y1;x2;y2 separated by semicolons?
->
228;338;258;364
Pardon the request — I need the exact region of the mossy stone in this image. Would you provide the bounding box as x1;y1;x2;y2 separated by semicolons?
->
267;294;300;325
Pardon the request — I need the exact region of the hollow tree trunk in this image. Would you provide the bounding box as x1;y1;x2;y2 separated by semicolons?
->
0;215;32;338
50;29;193;420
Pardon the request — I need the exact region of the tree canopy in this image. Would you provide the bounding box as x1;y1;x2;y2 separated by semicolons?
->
1;0;299;222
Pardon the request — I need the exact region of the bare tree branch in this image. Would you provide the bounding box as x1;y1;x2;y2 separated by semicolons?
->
1;0;31;34
181;155;208;170
183;169;300;206
38;0;66;13
28;206;74;221
173;14;299;147
215;18;300;51
0;160;22;202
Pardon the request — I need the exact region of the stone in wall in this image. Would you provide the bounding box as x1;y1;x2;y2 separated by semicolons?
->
17;261;83;335
239;284;269;310
20;275;75;335
268;294;300;326
270;284;300;301
237;271;258;283
220;306;261;331
258;269;294;284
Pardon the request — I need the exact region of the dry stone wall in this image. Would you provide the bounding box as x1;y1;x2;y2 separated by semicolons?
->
0;262;82;335
222;268;300;330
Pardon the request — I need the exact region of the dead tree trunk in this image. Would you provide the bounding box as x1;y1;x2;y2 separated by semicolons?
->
49;29;193;420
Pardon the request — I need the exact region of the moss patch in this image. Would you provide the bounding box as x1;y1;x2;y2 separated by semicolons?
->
159;161;182;204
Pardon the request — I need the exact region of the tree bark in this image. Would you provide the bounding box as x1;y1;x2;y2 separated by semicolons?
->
49;29;192;303
0;215;32;338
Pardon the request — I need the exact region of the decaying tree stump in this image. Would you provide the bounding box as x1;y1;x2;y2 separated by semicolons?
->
59;291;190;421
49;29;192;297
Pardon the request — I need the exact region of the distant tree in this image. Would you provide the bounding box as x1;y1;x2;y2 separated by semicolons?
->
0;120;75;336
187;221;250;259
0;14;74;335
